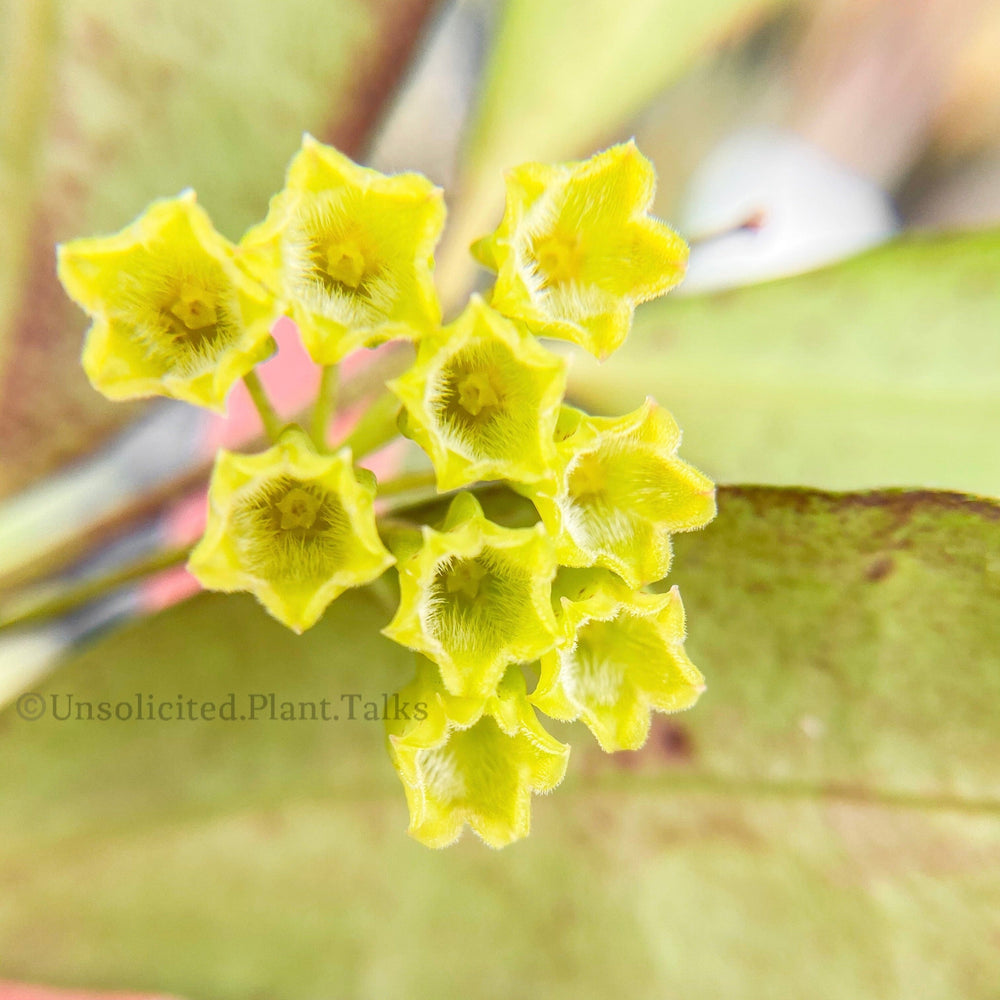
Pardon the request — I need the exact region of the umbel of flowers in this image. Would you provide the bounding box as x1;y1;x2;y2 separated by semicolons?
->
58;137;716;849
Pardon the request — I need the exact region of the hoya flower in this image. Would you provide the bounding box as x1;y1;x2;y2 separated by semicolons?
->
524;400;715;588
57;191;277;412
239;135;445;364
472;141;688;359
532;568;704;752
389;296;566;491
387;658;569;848
188;426;393;633
383;492;559;698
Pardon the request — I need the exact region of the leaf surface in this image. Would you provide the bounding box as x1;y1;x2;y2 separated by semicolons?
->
569;230;1000;495
1;487;998;998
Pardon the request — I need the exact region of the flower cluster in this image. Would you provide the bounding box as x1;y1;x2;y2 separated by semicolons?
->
58;137;715;849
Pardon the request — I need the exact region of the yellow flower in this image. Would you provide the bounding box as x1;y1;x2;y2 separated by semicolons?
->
188;426;393;633
382;492;559;698
523;400;715;587
472;141;688;359
387;658;569;848
389;296;567;491
532;568;704;751
57;191;277;412
240;134;446;364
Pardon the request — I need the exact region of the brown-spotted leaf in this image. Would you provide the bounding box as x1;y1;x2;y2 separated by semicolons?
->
0;487;997;997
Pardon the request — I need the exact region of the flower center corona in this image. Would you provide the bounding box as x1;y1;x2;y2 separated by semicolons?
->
444;559;488;602
324;239;367;290
170;283;219;330
457;372;501;416
275;487;322;530
569;451;606;498
533;233;582;288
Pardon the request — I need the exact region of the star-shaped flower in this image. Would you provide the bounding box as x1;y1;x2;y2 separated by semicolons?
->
382;492;559;698
239;135;446;364
387;658;569;848
188;426;393;633
522;400;716;587
57;191;277;412
389;296;566;491
472;141;688;359
532;568;704;751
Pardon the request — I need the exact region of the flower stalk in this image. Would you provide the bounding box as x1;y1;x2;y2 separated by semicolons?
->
310;363;339;450
242;370;283;443
338;390;402;459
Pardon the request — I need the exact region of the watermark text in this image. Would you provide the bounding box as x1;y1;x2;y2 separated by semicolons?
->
14;691;427;724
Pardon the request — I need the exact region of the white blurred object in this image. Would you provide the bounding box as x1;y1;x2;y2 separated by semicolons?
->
369;0;493;188
677;127;899;294
0;629;69;709
0;402;205;579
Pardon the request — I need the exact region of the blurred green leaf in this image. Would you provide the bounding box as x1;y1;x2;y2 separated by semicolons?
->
0;0;438;497
569;230;1000;495
438;0;786;303
0;487;997;998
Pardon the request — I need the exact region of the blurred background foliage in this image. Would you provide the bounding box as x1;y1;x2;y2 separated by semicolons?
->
3;0;1000;494
0;0;998;996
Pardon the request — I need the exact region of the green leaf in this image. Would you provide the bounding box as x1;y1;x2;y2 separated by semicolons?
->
1;487;998;998
438;0;787;302
568;229;1000;495
0;0;438;497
